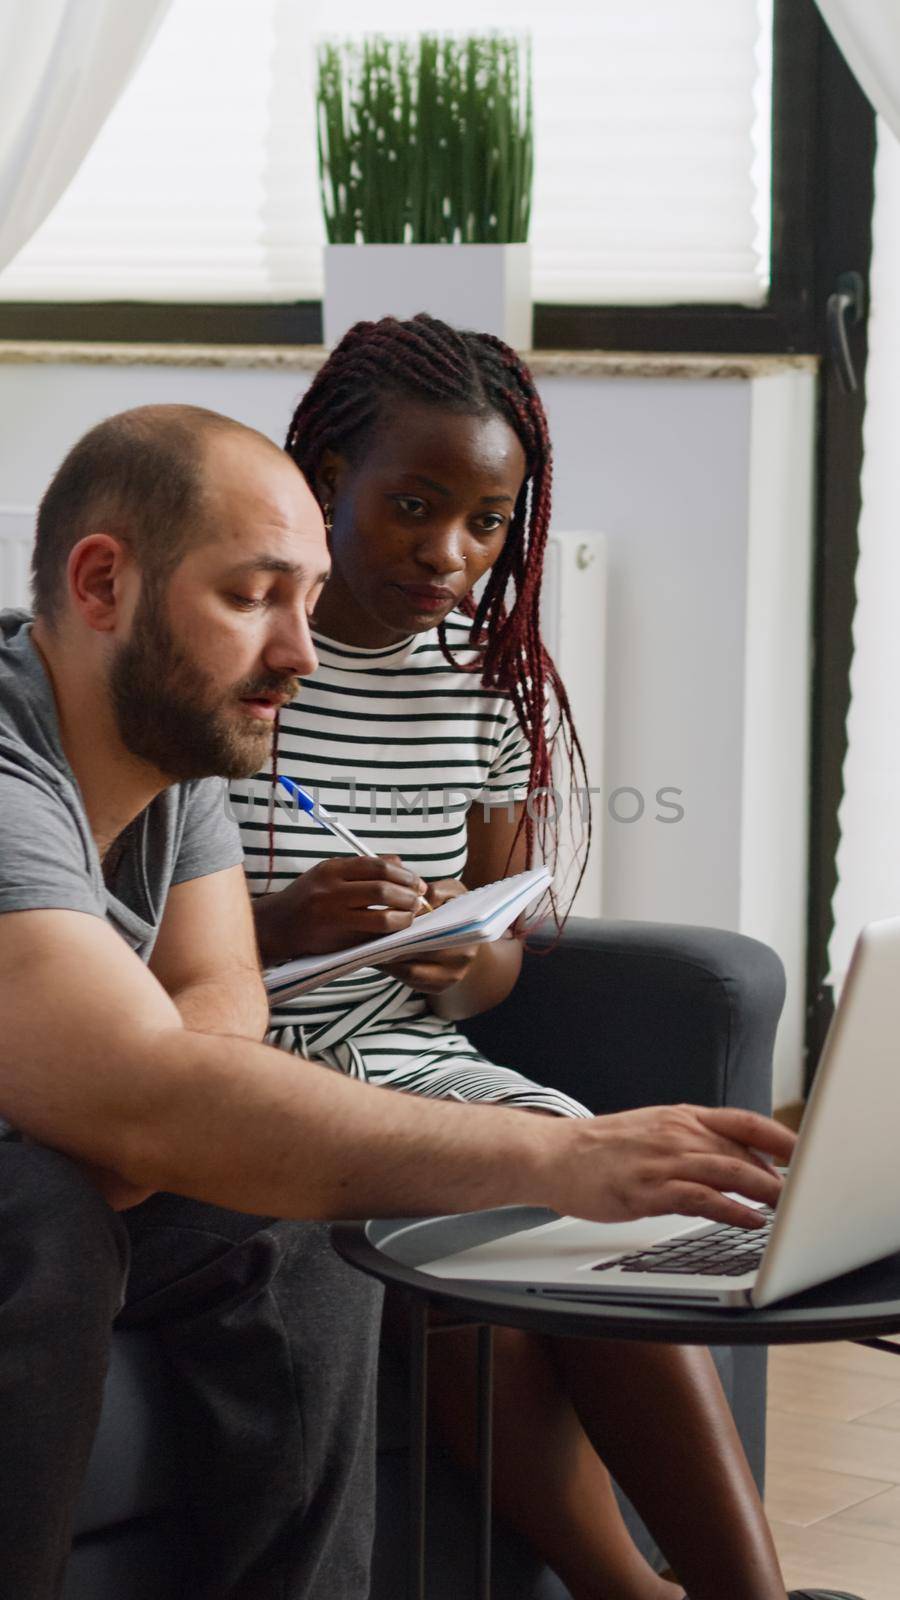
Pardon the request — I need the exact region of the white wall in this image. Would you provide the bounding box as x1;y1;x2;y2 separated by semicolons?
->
0;356;814;1101
543;374;753;929
545;368;814;1105
741;372;816;1109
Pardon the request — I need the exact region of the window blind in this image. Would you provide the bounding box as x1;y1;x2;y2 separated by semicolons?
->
0;0;772;307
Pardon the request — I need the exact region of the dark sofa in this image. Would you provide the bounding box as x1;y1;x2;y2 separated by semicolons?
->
64;917;784;1600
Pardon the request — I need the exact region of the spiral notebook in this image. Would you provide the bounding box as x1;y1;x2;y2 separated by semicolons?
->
263;866;550;1002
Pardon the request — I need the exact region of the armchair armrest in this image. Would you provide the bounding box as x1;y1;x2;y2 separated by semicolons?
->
461;918;784;1117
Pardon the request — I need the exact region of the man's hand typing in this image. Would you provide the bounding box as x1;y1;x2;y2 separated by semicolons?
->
538;1104;796;1230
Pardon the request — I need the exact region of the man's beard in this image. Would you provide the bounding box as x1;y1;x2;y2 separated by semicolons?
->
109;588;297;781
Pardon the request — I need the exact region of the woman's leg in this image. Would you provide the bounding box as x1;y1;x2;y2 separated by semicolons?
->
549;1336;788;1600
420;1316;789;1600
415;1313;680;1600
357;1040;787;1599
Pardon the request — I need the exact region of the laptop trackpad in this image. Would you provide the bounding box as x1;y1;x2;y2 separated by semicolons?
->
418;1213;711;1282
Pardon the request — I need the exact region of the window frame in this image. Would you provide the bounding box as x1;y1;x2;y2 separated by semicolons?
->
0;0;818;353
803;11;876;1089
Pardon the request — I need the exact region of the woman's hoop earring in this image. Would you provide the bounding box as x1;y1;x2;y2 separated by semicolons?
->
322;504;334;534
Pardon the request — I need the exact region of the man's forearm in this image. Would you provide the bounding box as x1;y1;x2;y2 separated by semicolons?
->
0;916;795;1232
72;971;268;1210
67;1026;557;1221
94;962;267;1210
59;1027;792;1232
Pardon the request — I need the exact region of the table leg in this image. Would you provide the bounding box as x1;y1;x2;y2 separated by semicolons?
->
408;1296;429;1600
476;1323;494;1600
856;1336;900;1356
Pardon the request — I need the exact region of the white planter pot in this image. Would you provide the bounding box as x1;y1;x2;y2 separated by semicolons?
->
323;243;532;349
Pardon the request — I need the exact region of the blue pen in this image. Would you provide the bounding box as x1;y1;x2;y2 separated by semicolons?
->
276;776;429;908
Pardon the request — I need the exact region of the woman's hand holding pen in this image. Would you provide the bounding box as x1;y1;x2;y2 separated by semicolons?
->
254;855;428;963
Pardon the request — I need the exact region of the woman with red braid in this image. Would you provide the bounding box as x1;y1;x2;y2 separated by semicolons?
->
234;315;794;1600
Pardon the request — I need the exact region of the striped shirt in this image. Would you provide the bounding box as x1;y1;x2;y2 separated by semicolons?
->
233;613;589;1116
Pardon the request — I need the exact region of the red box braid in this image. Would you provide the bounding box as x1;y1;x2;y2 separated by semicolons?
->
280;313;591;935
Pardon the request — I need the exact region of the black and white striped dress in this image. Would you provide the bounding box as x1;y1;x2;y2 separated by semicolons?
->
234;613;588;1117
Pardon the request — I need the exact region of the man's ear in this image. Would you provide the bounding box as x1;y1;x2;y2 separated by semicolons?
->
67;535;135;633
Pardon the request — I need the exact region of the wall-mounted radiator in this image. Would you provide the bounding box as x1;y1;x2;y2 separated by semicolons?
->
540;530;606;918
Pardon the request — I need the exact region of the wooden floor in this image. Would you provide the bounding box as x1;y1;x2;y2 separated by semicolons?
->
765;1337;900;1598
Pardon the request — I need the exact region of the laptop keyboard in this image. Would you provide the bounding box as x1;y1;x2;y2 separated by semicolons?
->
591;1210;774;1278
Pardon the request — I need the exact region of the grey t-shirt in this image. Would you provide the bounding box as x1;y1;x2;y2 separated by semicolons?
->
0;611;243;962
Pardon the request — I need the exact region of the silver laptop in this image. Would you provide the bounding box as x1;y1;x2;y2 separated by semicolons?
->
376;917;900;1310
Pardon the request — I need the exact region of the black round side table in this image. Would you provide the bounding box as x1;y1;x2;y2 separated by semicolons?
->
333;1214;900;1600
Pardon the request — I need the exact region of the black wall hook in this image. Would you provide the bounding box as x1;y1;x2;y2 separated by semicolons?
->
826;270;866;393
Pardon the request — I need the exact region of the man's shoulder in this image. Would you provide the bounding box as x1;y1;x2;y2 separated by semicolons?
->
0;611;64;764
0;615;102;910
172;773;231;815
0;610;37;682
163;775;243;887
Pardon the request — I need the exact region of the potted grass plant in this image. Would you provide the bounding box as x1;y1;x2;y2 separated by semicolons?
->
316;31;533;346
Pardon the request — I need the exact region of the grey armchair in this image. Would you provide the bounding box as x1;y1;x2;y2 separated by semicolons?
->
64;917;784;1600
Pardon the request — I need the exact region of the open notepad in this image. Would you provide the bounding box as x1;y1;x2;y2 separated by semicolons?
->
264;866;551;1002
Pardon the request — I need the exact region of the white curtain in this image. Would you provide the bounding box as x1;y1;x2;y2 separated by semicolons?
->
0;0;171;276
816;3;900;981
815;2;900;137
